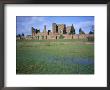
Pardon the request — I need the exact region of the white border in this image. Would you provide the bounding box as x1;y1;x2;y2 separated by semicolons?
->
5;4;107;87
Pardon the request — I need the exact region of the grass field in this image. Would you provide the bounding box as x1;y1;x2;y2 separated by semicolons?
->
16;39;94;74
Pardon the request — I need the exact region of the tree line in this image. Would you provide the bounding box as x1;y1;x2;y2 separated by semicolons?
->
70;25;94;35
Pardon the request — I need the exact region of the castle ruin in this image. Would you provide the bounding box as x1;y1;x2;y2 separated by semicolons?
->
17;23;94;40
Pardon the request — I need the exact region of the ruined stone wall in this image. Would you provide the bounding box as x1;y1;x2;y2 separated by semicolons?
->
66;26;71;34
18;34;94;40
52;23;57;33
63;35;72;39
57;24;65;34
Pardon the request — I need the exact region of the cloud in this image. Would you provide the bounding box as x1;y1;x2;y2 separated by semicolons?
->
74;21;94;29
17;16;48;35
74;21;94;34
16;16;94;35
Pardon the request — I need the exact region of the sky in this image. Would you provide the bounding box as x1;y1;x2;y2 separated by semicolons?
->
16;16;94;35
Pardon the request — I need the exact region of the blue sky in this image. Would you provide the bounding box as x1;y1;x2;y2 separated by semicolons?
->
16;16;94;35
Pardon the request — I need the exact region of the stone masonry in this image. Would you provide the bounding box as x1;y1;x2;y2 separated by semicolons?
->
18;23;94;40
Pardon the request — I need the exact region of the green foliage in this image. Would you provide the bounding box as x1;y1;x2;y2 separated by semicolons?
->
89;25;94;34
59;35;64;39
70;24;75;34
89;31;94;34
36;29;40;33
32;27;35;32
79;28;85;34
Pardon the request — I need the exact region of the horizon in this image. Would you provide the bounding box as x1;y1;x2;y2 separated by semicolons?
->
16;16;94;35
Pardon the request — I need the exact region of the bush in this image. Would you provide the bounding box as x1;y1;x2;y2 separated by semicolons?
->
59;35;64;39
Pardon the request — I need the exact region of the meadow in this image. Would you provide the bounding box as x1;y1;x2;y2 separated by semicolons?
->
16;39;94;74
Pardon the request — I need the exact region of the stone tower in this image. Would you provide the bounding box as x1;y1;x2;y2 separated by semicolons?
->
43;25;47;33
52;23;57;33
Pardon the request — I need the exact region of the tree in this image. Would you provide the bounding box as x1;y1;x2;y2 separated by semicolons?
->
37;29;40;33
89;25;94;34
89;31;94;34
18;34;21;37
63;24;67;34
32;27;35;32
16;34;21;39
92;25;94;33
59;35;64;39
22;33;24;36
70;24;75;34
48;30;51;35
79;28;85;34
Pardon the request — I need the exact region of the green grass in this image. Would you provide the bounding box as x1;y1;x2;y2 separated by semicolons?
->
16;39;94;74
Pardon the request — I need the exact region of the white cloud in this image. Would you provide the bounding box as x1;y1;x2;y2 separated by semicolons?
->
74;21;94;29
73;21;94;34
17;17;94;35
